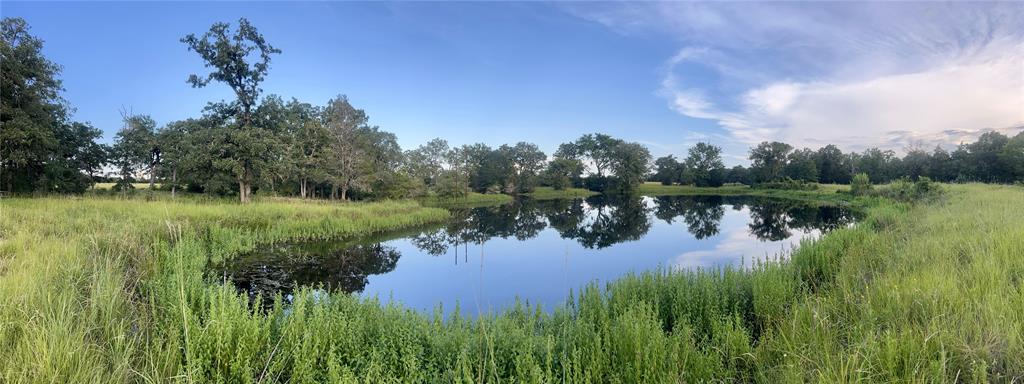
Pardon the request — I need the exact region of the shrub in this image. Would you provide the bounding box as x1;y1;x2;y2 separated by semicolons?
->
873;176;943;202
850;173;872;196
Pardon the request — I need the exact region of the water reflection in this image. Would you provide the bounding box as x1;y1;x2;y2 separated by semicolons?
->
412;195;854;251
653;196;725;239
217;195;858;311
222;241;401;303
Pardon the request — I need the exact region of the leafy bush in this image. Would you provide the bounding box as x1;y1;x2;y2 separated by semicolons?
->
873;176;943;202
851;173;872;196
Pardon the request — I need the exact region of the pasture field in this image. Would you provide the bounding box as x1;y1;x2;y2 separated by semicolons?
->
1;184;1021;382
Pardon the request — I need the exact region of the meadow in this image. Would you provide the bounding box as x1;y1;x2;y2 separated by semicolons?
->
1;184;1022;382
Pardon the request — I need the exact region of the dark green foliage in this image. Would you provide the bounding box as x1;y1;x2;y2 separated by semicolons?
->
901;147;931;179
500;142;547;193
1000;132;1024;182
541;158;583;190
651;155;683;185
684;142;725;187
724;165;751;185
854;148;902;183
0;17;107;193
749;141;793;183
927;145;955;182
606;142;651;193
784;148;818;182
814;145;850;184
962;131;1012;183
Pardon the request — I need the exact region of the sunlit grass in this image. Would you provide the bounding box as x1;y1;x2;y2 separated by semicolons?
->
639;182;851;204
523;186;600;199
417;192;513;208
0;197;447;383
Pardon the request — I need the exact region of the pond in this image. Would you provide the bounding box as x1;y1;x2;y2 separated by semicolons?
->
214;195;859;315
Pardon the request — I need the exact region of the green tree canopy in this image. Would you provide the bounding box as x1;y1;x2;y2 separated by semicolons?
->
182;18;281;202
749;141;792;183
684;142;725;187
1;17;106;193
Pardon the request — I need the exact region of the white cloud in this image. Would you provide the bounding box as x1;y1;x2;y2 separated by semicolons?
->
728;55;1024;151
566;2;1024;152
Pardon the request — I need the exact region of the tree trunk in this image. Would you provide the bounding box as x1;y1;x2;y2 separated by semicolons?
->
239;163;254;203
171;169;177;199
331;184;338;200
149;163;156;190
239;180;251;203
340;183;348;201
300;178;307;199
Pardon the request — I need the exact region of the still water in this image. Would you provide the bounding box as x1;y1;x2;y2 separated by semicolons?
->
217;195;858;315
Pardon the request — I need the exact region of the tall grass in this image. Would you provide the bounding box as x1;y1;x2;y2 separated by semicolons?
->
2;184;1022;382
0;197;447;383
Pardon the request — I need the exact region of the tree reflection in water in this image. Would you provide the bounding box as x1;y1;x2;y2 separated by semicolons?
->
218;195;858;302
218;241;400;303
412;195;856;252
653;196;725;239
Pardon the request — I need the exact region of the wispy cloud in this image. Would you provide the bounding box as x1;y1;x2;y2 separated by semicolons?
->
566;2;1024;152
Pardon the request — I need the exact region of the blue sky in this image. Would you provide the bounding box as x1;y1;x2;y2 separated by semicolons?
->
4;2;1022;163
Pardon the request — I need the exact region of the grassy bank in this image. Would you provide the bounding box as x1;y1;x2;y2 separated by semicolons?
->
0;197;448;382
639;182;852;204
417;192;514;208
2;184;1022;382
523;186;600;200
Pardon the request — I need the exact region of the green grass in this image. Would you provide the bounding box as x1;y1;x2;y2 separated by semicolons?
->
639;182;852;204
0;197;448;383
523;186;600;200
2;184;1022;382
417;192;513;208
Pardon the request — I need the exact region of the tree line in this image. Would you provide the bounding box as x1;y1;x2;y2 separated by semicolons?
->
1;17;655;201
2;17;1022;201
651;136;1024;188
